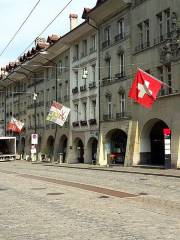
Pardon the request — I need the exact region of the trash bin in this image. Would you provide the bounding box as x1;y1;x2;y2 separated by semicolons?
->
59;153;63;164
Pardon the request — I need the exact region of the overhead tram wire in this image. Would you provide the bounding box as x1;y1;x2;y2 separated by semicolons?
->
0;0;41;57
19;0;74;58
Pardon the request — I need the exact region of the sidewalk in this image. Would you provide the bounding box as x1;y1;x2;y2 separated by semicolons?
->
32;161;180;178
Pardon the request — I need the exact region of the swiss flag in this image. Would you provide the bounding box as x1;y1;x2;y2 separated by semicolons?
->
128;68;163;108
7;117;24;133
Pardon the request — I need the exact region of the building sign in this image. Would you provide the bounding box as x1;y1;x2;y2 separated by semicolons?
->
163;128;171;168
31;134;38;145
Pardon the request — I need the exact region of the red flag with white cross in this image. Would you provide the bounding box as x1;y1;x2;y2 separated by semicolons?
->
128;68;163;108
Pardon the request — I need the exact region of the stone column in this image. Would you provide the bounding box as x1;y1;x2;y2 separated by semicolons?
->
124;121;140;167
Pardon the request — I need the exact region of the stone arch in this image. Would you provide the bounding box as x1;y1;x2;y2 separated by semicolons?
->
46;135;55;159
105;128;127;165
140;118;171;167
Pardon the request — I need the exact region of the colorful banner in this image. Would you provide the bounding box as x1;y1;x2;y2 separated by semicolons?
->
46;101;70;126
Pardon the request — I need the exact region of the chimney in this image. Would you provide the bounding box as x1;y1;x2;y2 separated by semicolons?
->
69;14;78;30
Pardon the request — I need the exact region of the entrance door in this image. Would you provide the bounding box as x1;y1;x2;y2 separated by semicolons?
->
150;121;169;166
77;140;84;163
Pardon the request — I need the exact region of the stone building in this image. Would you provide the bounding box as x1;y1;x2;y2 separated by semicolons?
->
86;0;180;168
0;0;180;168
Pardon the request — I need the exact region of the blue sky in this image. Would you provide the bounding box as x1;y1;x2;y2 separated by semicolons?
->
0;0;97;68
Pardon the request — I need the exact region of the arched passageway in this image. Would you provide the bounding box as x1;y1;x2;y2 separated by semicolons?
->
140;119;171;167
59;135;68;162
47;135;55;159
105;129;127;164
20;137;25;158
74;138;84;163
87;137;98;164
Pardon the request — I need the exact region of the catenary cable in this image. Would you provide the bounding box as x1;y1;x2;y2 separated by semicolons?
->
0;0;41;57
19;0;74;57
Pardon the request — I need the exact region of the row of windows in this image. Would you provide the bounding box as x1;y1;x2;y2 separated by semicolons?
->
136;8;172;52
73;34;97;61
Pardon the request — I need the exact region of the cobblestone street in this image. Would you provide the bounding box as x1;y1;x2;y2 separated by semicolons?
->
0;161;179;240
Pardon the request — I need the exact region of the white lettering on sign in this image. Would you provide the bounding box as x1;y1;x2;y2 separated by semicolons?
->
138;81;152;98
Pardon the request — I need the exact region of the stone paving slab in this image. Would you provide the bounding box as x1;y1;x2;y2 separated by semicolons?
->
0;163;180;240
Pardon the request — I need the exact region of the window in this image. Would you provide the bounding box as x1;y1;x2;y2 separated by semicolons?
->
106;59;111;79
120;92;126;115
58;60;63;75
82;40;87;57
74;44;79;60
91;34;96;52
92;100;96;119
82;67;87;85
74;71;78;87
119;53;125;75
107;95;112;118
92;65;96;82
74;104;79;121
144;20;150;47
104;26;111;43
64;56;68;71
157;12;163;41
83;102;87;121
165;9;171;35
138;23;143;48
117;18;124;38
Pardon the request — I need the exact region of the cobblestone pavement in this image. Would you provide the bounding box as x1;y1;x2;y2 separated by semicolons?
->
0;161;179;240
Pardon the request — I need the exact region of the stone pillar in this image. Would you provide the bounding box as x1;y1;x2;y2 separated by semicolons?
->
98;132;108;166
171;125;180;168
124;121;140;167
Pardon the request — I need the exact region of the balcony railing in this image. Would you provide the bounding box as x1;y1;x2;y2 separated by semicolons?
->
89;82;96;89
102;40;110;49
114;33;124;42
135;41;150;52
153;32;173;46
80;120;88;126
102;77;112;86
89;47;96;54
72;87;78;94
103;114;114;121
72;121;79;127
81;52;87;58
116;112;131;120
73;56;79;62
80;85;87;92
88;119;97;125
114;72;126;81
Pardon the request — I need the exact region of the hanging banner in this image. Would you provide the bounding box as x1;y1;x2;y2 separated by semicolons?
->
46;101;70;126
